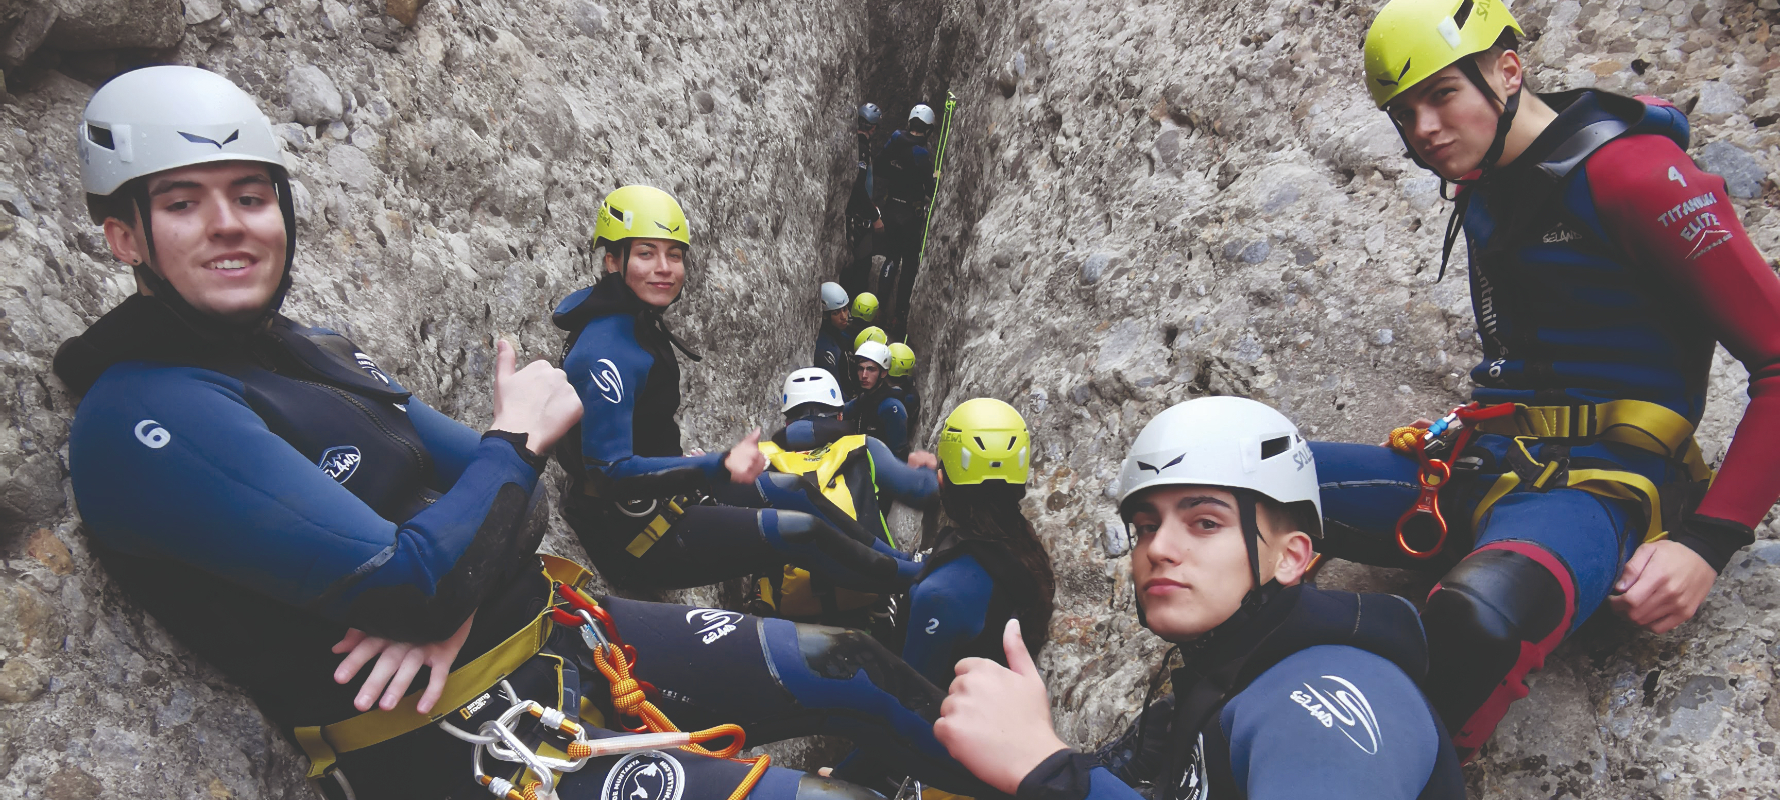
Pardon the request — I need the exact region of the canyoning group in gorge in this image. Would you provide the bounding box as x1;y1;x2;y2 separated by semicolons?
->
44;0;1779;797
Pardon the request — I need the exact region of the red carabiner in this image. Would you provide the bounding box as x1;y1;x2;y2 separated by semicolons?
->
1395;459;1451;559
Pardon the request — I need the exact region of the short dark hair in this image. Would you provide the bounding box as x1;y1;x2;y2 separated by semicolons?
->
85;178;143;225
1254;495;1320;539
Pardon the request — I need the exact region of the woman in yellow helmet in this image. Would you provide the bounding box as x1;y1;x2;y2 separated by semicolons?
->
903;399;1054;686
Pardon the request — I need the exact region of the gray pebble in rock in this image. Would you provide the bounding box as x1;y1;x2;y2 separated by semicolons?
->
1153;128;1181;169
234;0;268;13
287;64;344;126
1240;240;1270;264
327;144;379;191
1101;520;1130;557
1697;140;1768;199
694;90;715;114
573;1;608;36
184;0;224;24
1070;384;1092;405
1694;81;1745;117
1081;252;1113;285
1373;328;1394;346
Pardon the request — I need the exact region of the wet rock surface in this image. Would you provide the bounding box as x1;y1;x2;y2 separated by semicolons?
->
0;0;1772;797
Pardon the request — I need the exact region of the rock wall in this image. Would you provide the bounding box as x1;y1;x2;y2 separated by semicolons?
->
0;0;874;795
0;0;1775;796
901;0;1779;797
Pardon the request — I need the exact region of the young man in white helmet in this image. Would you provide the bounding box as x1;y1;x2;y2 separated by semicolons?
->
55;65;995;800
848;340;912;459
934;397;1463;800
816;281;854;391
875;103;939;337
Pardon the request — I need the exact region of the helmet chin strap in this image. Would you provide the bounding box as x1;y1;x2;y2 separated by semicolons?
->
1390;57;1523;282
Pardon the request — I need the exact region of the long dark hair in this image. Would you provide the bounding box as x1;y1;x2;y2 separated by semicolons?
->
922;481;1057;642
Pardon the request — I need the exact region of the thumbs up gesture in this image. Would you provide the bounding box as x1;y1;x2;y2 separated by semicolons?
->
489;339;581;456
933;619;1071;795
725;428;767;484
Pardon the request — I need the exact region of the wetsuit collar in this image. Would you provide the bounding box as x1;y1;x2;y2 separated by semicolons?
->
771;415;851;451
555;272;703;362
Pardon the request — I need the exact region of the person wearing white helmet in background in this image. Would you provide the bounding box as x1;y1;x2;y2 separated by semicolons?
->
874;103;939;338
815;281;854;391
933;397;1463;800
847;340;911;459
743;368;940;636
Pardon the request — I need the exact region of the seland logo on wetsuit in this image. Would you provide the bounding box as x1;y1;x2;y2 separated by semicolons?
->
686;608;742;644
318;445;362;483
1289;674;1382;755
601;751;685;800
1174;733;1209;800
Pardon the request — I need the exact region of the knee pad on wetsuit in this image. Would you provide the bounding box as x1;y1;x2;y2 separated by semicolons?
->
1422;543;1575;750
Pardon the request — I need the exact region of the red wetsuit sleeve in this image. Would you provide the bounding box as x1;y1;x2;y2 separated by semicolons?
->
1587;134;1780;555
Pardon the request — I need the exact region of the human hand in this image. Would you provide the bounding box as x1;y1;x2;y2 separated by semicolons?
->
726;429;767;484
933;619;1068;795
332;612;476;713
489;339;581;455
907;450;939;470
1609;540;1717;633
873;219;885;232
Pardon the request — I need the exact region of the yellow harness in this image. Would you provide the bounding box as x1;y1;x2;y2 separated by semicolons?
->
1464;400;1714;543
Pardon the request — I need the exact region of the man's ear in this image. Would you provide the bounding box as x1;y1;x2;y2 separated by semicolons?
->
1493;49;1525;96
1270;531;1317;587
103;216;146;268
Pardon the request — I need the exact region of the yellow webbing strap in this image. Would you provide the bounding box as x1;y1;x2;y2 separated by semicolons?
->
625;498;688;557
1467;401;1715;545
295;556;595;779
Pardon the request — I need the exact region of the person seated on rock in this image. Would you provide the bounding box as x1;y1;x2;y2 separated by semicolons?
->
1305;0;1780;762
903;399;1053;688
885;341;923;430
934;398;1464;800
846;341;911;460
57;66;996;800
816;281;855;392
876;104;939;337
843;103;885;296
845;291;880;352
746;367;940;636
552;186;922;597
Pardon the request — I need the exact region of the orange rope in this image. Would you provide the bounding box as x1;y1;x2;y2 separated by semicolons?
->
594;642;771;800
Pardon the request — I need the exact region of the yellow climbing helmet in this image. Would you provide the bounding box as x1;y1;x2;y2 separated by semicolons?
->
851;292;879;322
595;185;691;249
1362;0;1522;109
937;398;1031;486
854;326;888;351
887;342;915;377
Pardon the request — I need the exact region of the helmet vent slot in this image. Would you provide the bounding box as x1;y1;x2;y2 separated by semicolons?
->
1260;436;1291;459
973;436;986;450
87;124;115;150
1452;0;1474;27
1007;436;1018;450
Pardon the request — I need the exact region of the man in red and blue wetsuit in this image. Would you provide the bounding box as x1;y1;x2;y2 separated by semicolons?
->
1310;0;1780;761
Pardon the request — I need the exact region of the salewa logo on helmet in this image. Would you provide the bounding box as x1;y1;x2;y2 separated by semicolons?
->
593;358;624;404
1289;675;1382;755
318;446;362;483
1135;452;1187;474
653;220;682;234
178;130;241;149
1376;59;1412;88
686;608;742;644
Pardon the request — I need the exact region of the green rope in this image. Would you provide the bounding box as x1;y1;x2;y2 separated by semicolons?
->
916;92;958;266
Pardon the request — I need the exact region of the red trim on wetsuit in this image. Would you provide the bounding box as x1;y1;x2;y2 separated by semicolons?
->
1587;134;1780;530
1430;541;1577;752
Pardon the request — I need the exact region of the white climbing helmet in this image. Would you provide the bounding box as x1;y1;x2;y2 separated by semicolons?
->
908;104;936;128
1115;396;1322;536
854;340;892;370
782;367;844;412
80;65;284;197
820;281;849;312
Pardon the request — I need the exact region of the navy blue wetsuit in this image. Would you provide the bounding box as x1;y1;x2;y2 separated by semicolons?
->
846;386;911;459
1065;587;1462;800
57;294;992;800
815;320;852;394
554;275;919;592
1310;91;1780;754
875;129;935;334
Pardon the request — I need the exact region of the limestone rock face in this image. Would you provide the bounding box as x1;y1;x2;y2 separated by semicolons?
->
0;0;1774;796
900;0;1779;797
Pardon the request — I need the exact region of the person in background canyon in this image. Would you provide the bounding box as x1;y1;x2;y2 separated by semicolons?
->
55;65;994;800
933;398;1463;800
1308;0;1780;762
843;102;885;296
876;103;939;338
817;280;855;390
